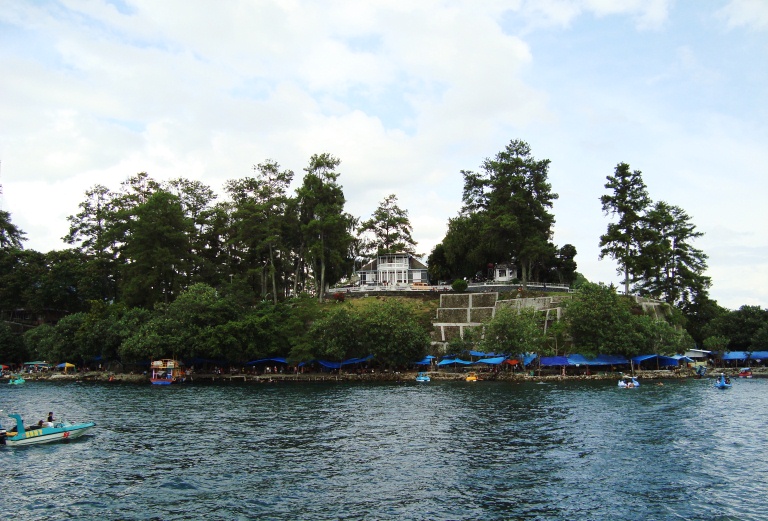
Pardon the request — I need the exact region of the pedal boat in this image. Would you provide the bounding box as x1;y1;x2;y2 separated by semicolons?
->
415;372;431;382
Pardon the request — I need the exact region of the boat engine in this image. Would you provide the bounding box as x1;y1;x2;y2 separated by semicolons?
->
0;428;6;445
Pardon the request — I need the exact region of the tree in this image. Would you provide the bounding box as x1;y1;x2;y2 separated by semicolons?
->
461;139;559;287
0;209;27;249
120;190;193;308
359;299;429;369
359;194;418;258
479;306;545;355
226;160;295;303
296;153;355;302
565;282;636;357
634;201;710;307
599;162;651;295
426;243;452;284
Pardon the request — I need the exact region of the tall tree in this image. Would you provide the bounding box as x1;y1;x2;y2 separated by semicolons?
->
635;201;710;307
296;153;355;302
226;160;294;303
599;162;651;295
63;184;119;301
461;139;559;287
359;194;418;257
120;190;193;307
0;209;26;249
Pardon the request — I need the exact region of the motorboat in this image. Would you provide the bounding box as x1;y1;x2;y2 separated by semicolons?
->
415;372;430;382
714;373;732;389
465;372;480;382
0;411;95;447
737;367;752;378
618;376;640;388
150;359;185;385
7;375;25;385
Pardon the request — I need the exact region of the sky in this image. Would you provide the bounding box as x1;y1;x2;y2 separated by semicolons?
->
1;0;766;311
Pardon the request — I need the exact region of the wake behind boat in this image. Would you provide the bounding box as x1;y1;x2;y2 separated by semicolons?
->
0;411;95;447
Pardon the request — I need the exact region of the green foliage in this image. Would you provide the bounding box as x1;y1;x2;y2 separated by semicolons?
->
704;305;768;351
599;162;651;295
452;279;468;292
479;306;545;355
565;282;636;357
359;194;418;258
0;209;27;249
0;322;26;363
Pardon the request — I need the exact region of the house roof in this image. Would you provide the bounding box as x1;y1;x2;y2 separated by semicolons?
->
359;254;427;271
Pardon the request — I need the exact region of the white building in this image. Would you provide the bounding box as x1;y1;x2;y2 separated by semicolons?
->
357;253;429;286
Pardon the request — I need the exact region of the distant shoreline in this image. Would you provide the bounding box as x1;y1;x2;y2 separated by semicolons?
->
7;367;757;385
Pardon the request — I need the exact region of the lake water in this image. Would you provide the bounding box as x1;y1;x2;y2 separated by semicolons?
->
1;377;765;520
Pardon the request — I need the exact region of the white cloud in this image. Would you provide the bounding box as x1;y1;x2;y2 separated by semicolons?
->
718;0;768;31
0;0;766;310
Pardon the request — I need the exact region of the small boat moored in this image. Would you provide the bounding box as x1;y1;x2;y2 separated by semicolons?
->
7;375;25;385
150;359;185;385
415;372;430;382
0;411;95;447
737;367;752;378
714;373;732;389
618;376;640;388
465;372;480;382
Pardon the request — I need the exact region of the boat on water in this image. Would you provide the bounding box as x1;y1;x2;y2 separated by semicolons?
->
7;375;25;385
150;359;185;385
694;365;707;379
714;373;732;389
0;411;95;447
415;372;430;382
738;367;752;378
465;372;480;382
618;376;640;388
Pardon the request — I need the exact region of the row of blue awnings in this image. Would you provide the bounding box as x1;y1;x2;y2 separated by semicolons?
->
721;351;768;361
429;353;696;368
244;355;375;369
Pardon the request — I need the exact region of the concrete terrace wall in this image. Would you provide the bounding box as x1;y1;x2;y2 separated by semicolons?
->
432;293;499;351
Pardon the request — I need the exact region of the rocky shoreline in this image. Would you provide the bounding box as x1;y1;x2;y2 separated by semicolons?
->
7;366;761;384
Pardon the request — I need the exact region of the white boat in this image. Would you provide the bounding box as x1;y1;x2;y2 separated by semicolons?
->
0;411;95;447
618;376;640;388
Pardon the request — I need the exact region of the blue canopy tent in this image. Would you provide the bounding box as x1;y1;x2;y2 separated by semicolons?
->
632;354;689;369
413;355;436;365
539;356;569;367
316;355;374;370
437;358;473;367
475;356;507;365
245;357;288;366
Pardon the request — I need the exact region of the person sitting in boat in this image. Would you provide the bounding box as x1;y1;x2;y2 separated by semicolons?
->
725;377;731;384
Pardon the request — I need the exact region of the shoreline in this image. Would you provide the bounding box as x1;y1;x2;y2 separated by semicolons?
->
7;367;759;384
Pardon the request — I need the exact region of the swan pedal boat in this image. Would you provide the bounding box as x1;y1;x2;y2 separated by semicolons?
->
714;374;732;389
618;377;640;388
0;412;95;447
415;372;430;382
738;368;752;378
7;375;25;385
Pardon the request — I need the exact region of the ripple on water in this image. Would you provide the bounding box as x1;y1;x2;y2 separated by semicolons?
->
2;378;767;520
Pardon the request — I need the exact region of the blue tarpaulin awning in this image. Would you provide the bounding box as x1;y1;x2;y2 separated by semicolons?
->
476;356;506;365
437;358;473;366
539;356;569;366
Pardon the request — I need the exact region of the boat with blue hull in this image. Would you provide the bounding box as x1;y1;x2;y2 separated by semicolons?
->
0;411;95;447
7;375;25;385
415;372;430;382
714;373;732;389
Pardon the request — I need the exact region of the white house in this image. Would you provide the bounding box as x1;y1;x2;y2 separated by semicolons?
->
357;253;429;286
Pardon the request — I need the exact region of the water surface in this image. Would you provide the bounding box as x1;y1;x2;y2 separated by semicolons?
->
1;377;764;520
